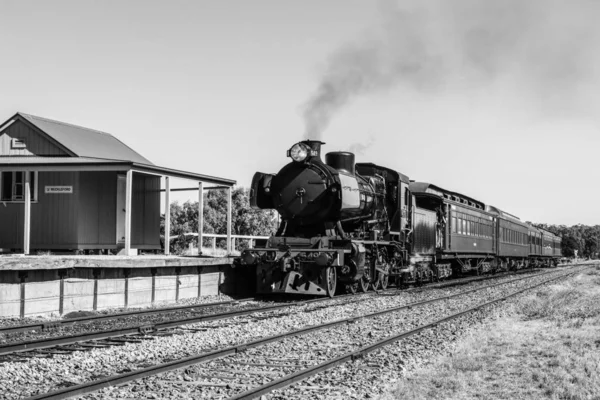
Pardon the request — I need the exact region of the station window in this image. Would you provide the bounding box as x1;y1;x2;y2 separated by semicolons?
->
0;171;38;202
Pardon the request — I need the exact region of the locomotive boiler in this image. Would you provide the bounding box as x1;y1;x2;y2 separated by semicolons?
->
252;140;387;237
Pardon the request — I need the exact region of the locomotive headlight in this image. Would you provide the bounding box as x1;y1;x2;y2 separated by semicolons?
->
288;143;309;162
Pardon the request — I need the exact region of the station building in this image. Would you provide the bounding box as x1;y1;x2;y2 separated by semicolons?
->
0;112;235;255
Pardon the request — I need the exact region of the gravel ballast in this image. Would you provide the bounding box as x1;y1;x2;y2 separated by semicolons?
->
0;267;581;399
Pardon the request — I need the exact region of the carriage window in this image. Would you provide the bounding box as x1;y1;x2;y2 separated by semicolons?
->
452;217;457;233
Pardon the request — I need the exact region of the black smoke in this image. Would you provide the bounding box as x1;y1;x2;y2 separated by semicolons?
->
302;0;600;139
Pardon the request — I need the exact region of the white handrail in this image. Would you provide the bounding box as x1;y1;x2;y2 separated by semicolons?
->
164;232;270;252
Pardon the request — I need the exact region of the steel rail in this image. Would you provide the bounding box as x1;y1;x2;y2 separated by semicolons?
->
0;298;257;335
0;268;532;354
0;292;371;356
0;262;553;336
1;265;577;356
228;264;595;399
22;264;589;400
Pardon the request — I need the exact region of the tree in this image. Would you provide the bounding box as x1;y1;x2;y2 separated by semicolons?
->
161;187;278;254
561;235;580;258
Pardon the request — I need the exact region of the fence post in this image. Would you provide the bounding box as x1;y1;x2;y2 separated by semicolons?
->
212;237;217;252
198;181;203;254
226;187;232;254
231;237;236;252
164;176;170;256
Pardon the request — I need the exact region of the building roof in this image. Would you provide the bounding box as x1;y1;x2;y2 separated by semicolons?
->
18;112;153;165
0;113;236;186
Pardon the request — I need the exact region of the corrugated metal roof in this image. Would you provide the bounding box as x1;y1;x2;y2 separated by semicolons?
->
18;113;153;165
0;113;237;186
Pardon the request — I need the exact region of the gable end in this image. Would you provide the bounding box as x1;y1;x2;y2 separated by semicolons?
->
0;118;71;157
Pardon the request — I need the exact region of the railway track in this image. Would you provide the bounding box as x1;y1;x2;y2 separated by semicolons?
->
0;267;548;362
18;264;589;400
0;298;256;335
0;265;544;338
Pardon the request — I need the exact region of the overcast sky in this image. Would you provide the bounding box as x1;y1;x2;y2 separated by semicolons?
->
1;0;598;226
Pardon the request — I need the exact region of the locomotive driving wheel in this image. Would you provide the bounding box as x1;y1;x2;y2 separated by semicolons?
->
370;277;380;291
358;275;370;292
325;266;337;298
379;272;389;290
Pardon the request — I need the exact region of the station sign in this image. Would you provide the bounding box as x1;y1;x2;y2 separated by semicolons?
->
45;186;73;194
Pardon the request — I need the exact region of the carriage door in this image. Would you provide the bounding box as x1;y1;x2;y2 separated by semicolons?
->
399;182;410;239
116;174;126;244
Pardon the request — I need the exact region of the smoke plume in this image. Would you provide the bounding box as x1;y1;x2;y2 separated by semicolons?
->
348;136;375;155
302;0;600;139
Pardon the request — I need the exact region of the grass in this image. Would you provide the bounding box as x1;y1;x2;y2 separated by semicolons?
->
381;266;600;400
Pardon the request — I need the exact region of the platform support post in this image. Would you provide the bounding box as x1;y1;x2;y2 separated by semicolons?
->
151;268;157;304
92;269;100;311
198;181;203;254
23;173;31;255
227;187;232;254
164;176;170;256
175;267;181;301
58;270;67;315
19;271;27;318
124;268;131;308
197;266;203;298
124;170;134;256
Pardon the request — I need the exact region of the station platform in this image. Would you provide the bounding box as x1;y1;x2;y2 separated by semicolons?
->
0;254;234;270
0;255;250;318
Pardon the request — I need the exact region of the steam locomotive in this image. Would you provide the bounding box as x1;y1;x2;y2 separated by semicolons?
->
238;140;562;297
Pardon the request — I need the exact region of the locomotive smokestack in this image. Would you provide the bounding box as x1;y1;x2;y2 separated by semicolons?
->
302;140;325;160
325;152;356;175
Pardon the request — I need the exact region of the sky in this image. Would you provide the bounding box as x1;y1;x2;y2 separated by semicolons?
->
0;0;598;226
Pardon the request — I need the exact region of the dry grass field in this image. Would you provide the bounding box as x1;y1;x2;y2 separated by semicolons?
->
382;266;600;400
